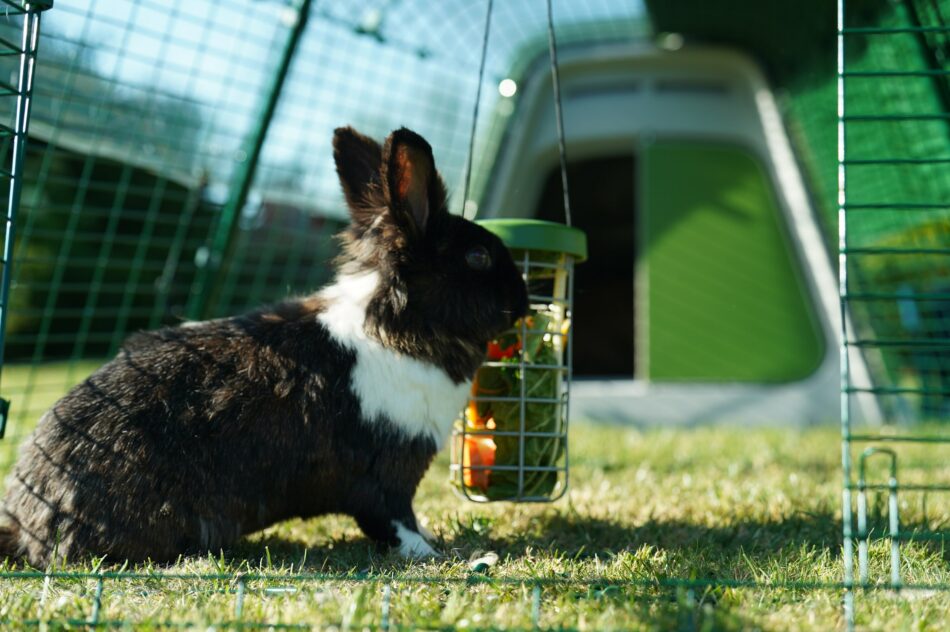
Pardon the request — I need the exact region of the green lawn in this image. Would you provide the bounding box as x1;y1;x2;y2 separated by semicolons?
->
0;366;948;629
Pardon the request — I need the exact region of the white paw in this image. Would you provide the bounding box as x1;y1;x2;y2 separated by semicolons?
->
392;520;439;559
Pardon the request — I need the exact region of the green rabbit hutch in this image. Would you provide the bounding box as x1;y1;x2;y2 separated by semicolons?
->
474;42;859;426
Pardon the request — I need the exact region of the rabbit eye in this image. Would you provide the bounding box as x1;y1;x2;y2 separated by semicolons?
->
465;245;492;271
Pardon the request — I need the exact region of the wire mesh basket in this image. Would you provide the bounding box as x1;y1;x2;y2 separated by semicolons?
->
450;219;586;502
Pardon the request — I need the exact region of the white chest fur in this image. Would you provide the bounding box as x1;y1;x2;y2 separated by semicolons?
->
317;271;470;447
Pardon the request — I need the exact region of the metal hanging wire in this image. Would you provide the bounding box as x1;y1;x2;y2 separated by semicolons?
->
546;0;572;227
460;0;572;227
460;0;493;218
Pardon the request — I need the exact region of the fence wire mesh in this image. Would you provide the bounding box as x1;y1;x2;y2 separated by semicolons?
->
838;0;950;629
0;0;947;629
0;0;646;478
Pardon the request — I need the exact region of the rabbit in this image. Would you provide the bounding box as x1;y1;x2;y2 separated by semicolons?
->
0;127;529;567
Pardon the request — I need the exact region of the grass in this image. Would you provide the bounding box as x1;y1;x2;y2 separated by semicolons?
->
0;363;948;630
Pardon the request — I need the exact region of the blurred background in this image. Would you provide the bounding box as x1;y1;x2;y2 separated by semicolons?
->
0;0;947;466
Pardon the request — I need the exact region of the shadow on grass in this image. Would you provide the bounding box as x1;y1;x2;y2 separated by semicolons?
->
223;513;800;632
455;510;842;561
228;511;839;573
213;508;943;631
225;530;387;573
226;507;948;571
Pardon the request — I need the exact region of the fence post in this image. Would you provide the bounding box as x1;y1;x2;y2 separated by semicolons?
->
185;0;313;320
0;1;53;439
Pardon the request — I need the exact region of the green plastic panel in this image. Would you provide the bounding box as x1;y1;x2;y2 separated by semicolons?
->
642;141;825;383
477;219;588;261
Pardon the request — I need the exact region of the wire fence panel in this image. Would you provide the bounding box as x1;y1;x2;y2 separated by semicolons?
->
0;0;948;629
0;0;300;469
839;0;950;629
0;0;646;474
822;0;950;423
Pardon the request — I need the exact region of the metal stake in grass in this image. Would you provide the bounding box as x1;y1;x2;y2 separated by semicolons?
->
89;575;104;626
234;577;246;621
380;584;392;631
530;584;541;629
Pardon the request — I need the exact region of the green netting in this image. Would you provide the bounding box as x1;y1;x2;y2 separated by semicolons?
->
0;0;648;472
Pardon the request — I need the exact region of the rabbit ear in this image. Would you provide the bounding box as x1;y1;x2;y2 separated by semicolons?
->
333;126;383;211
381;128;444;236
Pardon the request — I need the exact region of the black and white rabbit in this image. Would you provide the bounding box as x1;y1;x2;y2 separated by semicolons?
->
0;127;529;566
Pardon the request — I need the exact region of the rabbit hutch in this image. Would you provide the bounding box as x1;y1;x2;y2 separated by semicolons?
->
472;39;878;427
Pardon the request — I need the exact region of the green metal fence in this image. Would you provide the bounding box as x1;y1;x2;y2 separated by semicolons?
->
838;0;950;628
636;3;950;622
0;0;52;440
837;1;950;422
0;0;347;473
0;0;647;477
0;0;947;629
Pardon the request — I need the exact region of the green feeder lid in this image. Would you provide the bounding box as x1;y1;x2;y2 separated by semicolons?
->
477;219;588;262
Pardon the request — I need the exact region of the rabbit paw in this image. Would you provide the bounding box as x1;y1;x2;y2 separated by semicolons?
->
392;520;439;559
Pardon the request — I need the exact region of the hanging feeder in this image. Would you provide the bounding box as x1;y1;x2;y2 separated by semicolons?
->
449;0;580;502
451;219;587;502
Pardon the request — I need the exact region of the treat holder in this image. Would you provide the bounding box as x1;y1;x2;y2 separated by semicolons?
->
450;219;587;502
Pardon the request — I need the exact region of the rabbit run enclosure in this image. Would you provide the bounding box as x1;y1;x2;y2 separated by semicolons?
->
0;0;947;630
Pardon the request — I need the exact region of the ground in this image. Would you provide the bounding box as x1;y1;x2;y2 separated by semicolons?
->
0;364;948;630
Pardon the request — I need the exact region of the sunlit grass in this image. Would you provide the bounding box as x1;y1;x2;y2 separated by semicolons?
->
0;368;948;629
